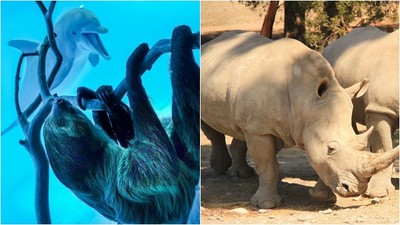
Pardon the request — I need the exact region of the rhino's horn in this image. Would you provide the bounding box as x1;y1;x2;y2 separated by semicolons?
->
355;126;374;148
358;146;399;178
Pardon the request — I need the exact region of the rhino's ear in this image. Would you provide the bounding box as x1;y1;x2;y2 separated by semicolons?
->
345;78;370;99
316;77;329;99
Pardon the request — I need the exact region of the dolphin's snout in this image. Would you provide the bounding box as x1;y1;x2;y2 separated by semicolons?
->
83;25;108;34
96;25;108;34
82;33;110;59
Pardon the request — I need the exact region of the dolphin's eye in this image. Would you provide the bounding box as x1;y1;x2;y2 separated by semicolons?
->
72;31;77;36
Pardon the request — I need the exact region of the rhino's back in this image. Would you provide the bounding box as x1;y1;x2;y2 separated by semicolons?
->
323;27;399;119
201;31;321;140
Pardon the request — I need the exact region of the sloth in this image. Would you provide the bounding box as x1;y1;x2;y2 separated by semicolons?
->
43;25;199;223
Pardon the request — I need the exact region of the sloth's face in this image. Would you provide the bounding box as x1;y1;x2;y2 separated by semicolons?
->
44;97;96;140
51;97;81;118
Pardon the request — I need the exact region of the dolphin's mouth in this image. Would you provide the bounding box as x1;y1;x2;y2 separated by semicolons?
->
83;33;111;59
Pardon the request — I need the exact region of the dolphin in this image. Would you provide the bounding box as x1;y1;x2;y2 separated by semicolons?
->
2;7;110;135
9;7;110;111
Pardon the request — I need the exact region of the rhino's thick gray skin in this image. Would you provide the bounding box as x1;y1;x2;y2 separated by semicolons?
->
323;26;399;197
201;31;399;209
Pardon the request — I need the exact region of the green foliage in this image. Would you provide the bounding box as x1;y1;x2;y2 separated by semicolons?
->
306;1;398;50
240;1;399;50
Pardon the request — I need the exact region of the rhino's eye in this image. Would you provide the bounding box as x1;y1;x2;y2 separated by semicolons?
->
327;141;339;155
317;78;329;99
327;146;336;155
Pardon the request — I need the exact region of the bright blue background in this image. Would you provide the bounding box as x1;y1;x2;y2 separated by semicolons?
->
1;1;200;223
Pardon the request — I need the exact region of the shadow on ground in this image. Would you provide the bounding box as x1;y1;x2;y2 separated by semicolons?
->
201;143;399;212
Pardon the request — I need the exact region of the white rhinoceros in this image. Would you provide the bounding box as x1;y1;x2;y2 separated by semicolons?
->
322;26;399;198
201;31;399;209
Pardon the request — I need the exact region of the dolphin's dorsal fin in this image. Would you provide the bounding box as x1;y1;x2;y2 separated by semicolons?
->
88;53;100;66
8;40;40;53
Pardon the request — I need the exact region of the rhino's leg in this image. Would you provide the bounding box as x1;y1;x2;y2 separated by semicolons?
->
201;121;232;174
309;178;337;203
365;113;396;197
228;139;255;178
245;133;281;209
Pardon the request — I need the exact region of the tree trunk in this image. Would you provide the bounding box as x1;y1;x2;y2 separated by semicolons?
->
284;1;306;43
320;1;339;50
321;1;338;37
260;1;279;38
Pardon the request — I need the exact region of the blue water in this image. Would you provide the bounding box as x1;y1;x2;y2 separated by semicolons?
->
1;1;200;223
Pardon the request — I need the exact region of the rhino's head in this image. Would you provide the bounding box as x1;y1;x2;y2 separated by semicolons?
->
311;136;398;197
305;123;398;197
296;52;398;197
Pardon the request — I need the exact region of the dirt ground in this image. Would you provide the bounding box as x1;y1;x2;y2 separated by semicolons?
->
201;133;399;224
200;2;399;224
201;1;282;44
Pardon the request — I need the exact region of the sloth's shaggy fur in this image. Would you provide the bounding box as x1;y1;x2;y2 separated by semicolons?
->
43;26;199;223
